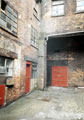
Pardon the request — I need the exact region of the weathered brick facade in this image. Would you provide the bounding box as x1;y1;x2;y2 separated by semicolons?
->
41;0;84;35
1;0;84;106
41;0;84;87
0;0;42;105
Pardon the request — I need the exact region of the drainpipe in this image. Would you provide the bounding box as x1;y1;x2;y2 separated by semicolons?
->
44;36;48;90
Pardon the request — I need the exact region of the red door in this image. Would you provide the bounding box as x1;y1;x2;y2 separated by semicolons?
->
25;62;32;93
0;85;5;106
52;66;68;87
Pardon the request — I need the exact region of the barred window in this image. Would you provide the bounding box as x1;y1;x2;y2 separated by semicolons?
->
76;0;84;12
52;0;64;16
0;0;18;36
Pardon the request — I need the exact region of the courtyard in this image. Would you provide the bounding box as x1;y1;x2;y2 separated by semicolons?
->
0;87;84;120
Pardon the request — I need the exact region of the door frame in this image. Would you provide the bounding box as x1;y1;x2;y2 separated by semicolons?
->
25;62;32;93
47;60;68;87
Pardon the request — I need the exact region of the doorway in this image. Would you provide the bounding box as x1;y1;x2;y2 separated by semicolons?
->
0;85;5;106
52;66;68;87
25;62;32;93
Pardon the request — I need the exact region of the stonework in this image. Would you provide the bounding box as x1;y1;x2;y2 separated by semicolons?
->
0;0;84;106
41;0;84;88
41;0;84;35
0;0;42;105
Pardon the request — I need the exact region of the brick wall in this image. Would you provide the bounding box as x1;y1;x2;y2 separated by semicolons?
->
47;36;84;87
40;0;84;88
41;0;84;35
48;52;84;87
0;0;41;104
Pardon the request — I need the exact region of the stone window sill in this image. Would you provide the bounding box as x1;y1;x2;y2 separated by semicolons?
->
33;14;40;21
75;11;84;14
31;43;38;49
0;26;18;38
51;14;65;17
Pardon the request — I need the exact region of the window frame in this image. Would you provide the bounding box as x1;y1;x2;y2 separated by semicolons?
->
0;57;14;77
51;0;65;17
33;1;40;21
76;0;84;13
31;26;38;48
0;0;18;36
31;63;37;79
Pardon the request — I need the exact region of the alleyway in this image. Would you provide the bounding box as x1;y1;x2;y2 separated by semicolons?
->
0;87;84;120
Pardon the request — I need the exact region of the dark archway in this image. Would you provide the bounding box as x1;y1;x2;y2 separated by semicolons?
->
47;35;84;87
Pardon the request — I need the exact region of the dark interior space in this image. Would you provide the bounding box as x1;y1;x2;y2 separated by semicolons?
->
1;0;7;11
47;35;84;54
47;35;84;87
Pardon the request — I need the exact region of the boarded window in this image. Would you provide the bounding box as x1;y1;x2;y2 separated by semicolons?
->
76;0;84;12
0;0;18;36
52;0;64;16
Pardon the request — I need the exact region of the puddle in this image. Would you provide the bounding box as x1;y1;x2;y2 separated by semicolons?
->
37;98;50;102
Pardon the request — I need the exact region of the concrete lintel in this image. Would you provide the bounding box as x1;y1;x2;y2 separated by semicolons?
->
0;48;18;59
48;30;84;39
24;55;38;63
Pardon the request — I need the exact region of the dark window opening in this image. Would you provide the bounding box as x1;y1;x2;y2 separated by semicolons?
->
0;57;5;67
1;0;7;11
7;23;11;30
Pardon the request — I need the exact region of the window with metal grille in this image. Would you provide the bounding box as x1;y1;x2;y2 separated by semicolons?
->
52;0;64;16
31;26;38;47
0;0;18;36
76;0;84;12
0;56;14;77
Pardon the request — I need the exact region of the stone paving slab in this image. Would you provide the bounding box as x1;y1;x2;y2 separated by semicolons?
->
0;87;84;120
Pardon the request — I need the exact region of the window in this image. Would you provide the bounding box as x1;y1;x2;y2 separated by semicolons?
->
31;26;38;47
33;1;39;20
31;63;37;79
76;0;84;12
52;0;64;16
0;56;14;77
0;57;5;67
0;0;18;36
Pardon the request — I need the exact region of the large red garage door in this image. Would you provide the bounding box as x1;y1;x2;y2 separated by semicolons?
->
52;66;68;87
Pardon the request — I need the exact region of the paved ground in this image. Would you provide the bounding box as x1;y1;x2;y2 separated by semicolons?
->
0;87;84;120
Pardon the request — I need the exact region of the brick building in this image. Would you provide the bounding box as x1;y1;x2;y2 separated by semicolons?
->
1;0;84;106
41;0;84;88
0;0;43;106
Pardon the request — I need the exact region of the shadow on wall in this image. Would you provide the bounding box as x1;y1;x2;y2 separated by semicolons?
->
47;35;84;54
